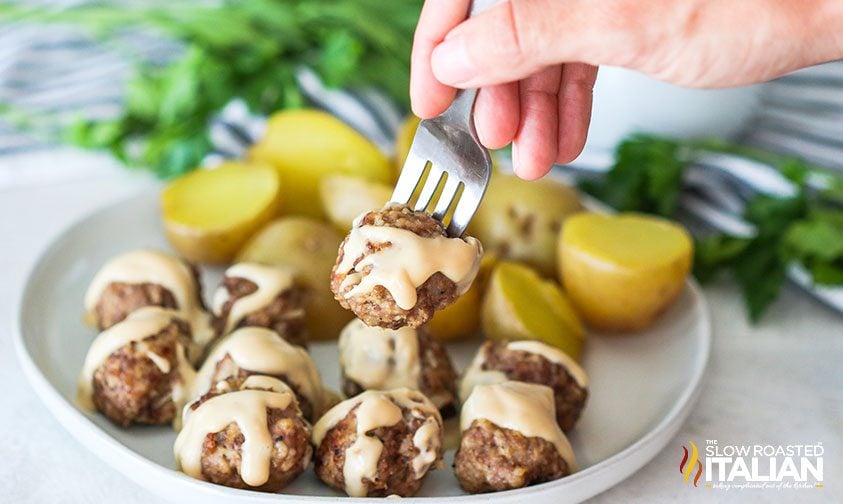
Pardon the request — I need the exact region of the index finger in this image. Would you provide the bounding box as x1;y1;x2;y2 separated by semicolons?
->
410;0;471;118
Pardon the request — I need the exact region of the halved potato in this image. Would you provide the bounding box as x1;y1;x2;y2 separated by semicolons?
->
248;109;392;218
320;175;392;232
468;173;582;277
236;216;352;340
481;261;585;359
161;162;281;264
558;212;693;332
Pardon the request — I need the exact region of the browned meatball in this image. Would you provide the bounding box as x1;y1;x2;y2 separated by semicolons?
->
184;380;312;492
214;276;308;348
206;354;317;421
416;331;459;417
91;318;192;427
313;390;443;497
91;264;204;331
330;204;469;329
341;328;458;417
454;419;572;493
469;341;588;431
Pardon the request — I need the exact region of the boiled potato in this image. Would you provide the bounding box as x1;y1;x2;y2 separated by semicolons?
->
427;253;497;341
320;175;392;231
468;173;582;277
161;162;281;264
482;261;585;359
248;109;392;218
236;217;352;340
558;212;693;332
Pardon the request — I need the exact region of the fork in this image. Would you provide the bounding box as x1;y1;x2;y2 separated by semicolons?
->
390;0;496;237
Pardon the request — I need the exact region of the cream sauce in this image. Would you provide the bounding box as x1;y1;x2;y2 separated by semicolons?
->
338;319;421;391
457;343;507;403
312;388;442;497
83;249;214;357
212;263;299;335
460;381;577;470
191;327;326;415
174;387;298;487
459;340;589;401
506;340;588;387
336;221;482;310
77;307;197;418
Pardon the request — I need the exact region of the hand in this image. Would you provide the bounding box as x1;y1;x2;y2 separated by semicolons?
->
410;0;843;179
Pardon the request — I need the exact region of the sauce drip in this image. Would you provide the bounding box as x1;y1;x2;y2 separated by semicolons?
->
460;381;577;470
174;386;299;487
459;340;588;401
77;307;196;419
212;263;298;335
192;327;326;415
312;388;442;497
83;249;214;356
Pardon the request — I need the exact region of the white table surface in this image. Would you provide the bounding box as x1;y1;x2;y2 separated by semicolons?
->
1;166;841;504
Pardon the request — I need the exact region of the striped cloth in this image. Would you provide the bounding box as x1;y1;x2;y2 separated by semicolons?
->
0;13;841;312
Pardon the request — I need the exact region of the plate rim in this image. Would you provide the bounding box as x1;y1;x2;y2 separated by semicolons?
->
13;191;712;503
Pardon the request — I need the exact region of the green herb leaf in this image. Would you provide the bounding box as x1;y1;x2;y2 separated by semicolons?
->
580;135;688;216
2;0;423;177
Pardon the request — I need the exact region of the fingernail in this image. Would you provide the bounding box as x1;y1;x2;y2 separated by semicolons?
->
431;36;477;85
511;143;521;177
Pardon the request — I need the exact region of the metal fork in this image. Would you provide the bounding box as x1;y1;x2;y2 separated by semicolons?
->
390;0;496;237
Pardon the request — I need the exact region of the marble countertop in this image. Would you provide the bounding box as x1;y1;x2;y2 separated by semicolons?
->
1;169;840;503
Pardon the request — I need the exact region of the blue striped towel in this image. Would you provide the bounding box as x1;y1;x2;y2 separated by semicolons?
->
0;12;841;314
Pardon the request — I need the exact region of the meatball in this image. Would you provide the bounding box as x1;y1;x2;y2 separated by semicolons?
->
339;318;458;417
312;388;444;497
212;263;307;348
192;327;329;421
84;249;205;331
455;419;572;493
330;204;482;329
93;281;178;330
175;376;312;492
77;307;196;427
459;340;588;431
455;381;577;493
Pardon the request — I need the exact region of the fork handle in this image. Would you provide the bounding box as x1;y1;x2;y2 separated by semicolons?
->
437;0;499;129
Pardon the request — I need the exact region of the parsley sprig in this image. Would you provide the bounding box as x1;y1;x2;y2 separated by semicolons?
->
1;0;422;177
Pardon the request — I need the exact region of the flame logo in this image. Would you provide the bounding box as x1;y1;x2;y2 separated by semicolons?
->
679;441;703;487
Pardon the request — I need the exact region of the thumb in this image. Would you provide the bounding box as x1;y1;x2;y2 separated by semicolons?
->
430;0;655;87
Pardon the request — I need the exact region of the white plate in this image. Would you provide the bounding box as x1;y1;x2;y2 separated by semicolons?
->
14;191;710;503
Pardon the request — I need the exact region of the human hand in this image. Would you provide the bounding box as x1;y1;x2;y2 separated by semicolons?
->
410;0;843;179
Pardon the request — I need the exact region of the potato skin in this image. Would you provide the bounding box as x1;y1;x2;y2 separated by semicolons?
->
248;109;392;218
467;173;582;277
161;162;281;264
557;213;692;332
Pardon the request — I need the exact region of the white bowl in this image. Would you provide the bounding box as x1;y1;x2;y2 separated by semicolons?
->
585;66;761;153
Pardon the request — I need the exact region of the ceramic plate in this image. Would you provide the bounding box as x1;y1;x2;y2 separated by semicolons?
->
14;191;710;503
